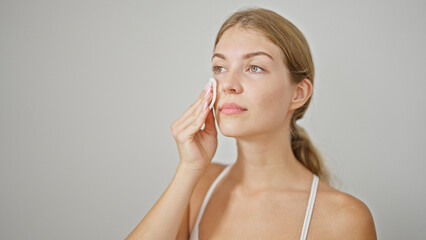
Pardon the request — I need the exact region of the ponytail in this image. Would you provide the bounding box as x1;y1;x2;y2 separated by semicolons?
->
290;121;331;184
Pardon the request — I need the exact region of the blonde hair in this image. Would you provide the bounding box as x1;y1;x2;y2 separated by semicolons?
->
214;7;332;184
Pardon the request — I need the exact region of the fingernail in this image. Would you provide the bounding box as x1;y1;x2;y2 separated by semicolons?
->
204;89;211;99
203;101;207;111
204;82;212;96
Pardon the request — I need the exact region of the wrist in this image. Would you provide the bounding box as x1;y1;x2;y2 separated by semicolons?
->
176;163;206;179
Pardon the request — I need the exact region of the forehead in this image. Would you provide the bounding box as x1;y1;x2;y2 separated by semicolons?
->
214;27;283;61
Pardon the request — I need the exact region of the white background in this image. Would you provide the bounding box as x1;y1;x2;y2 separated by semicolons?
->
1;0;425;239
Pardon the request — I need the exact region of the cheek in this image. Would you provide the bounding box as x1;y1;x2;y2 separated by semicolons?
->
251;85;291;126
259;83;289;111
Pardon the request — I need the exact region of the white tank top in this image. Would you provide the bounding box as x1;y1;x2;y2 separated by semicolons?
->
189;163;319;240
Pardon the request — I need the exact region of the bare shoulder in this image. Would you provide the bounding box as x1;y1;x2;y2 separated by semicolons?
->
316;181;377;239
188;162;227;232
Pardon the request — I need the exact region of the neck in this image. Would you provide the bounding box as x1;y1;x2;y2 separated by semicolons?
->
228;124;312;193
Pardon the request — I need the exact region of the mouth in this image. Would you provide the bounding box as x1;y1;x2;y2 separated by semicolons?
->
220;108;247;115
219;102;247;111
219;102;248;115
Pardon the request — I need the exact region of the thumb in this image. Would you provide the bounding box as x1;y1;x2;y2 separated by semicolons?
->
203;108;217;135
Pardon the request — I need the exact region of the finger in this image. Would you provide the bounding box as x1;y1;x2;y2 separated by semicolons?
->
178;91;212;134
203;107;217;135
174;88;210;128
180;104;211;141
182;87;211;119
176;89;209;131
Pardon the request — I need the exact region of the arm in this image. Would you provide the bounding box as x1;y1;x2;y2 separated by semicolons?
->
126;84;218;239
125;164;204;240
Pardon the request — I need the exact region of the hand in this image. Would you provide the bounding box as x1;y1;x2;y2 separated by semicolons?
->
170;83;218;173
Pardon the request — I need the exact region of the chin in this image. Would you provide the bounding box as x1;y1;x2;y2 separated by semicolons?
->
218;121;249;137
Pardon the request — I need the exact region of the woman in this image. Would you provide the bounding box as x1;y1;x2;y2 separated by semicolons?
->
126;7;377;240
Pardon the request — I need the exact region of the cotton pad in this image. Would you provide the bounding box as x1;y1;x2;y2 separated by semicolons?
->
208;77;217;110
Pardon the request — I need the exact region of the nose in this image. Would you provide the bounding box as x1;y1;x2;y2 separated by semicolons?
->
218;69;243;95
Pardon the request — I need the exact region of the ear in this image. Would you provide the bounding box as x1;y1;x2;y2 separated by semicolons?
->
289;79;313;111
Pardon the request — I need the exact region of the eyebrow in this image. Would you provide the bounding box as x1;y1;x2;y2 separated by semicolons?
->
211;51;274;61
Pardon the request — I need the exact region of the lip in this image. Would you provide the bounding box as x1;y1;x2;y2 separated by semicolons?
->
219;102;248;115
220;108;247;115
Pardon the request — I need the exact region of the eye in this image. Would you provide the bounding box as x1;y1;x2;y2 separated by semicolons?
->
212;65;226;74
249;65;264;74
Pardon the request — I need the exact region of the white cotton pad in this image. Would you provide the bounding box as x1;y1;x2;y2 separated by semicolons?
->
208;77;217;110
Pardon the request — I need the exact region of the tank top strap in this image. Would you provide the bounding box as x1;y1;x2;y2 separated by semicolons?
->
189;163;233;240
300;173;319;240
190;167;319;240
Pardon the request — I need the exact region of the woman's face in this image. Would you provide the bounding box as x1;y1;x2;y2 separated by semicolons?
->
212;26;297;138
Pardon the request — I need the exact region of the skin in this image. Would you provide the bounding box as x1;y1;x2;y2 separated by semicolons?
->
211;25;314;192
189;26;377;239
